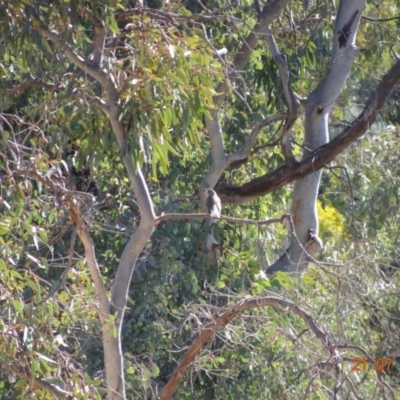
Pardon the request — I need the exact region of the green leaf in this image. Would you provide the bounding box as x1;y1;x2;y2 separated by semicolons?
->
107;15;119;34
216;281;226;289
302;275;315;285
35;352;57;364
12;299;24;313
0;221;10;235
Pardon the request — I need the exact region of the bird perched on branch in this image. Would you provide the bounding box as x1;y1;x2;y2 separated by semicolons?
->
204;188;221;222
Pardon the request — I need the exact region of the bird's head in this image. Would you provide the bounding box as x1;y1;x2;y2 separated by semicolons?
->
204;188;215;197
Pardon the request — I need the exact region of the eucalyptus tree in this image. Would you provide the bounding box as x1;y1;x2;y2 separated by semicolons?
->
1;0;400;399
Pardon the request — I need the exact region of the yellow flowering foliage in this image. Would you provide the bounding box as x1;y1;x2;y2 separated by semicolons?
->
317;202;346;240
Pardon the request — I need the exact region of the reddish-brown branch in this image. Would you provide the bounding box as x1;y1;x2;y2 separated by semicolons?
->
159;295;335;400
218;59;400;205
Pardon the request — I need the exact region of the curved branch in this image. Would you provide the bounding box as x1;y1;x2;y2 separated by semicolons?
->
33;378;71;399
159;295;335;400
10;361;71;398
85;95;110;114
218;58;400;205
227;113;288;165
362;15;400;23
38;27;105;82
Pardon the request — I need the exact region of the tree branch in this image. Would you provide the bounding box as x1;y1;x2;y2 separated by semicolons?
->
362;15;400;23
159;295;336;400
85;95;110;114
33;377;71;399
218;58;400;205
38;27;105;82
31;25;157;398
87;16;106;67
265;27;298;166
6;80;64;95
227;113;288;165
115;7;239;23
200;0;289;220
260;0;367;274
155;212;289;226
201;0;289;201
213;0;290;112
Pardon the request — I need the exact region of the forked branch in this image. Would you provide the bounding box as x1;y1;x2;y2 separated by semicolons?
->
218;58;400;205
159;295;336;400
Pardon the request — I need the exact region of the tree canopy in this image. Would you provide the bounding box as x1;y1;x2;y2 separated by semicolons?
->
1;0;400;399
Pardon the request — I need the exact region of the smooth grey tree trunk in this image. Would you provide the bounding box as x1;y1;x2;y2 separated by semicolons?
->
266;1;367;275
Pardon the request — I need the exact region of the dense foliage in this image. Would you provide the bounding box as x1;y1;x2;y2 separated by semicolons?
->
0;0;400;399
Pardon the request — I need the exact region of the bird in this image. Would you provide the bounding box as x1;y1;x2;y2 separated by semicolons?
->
204;188;221;222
